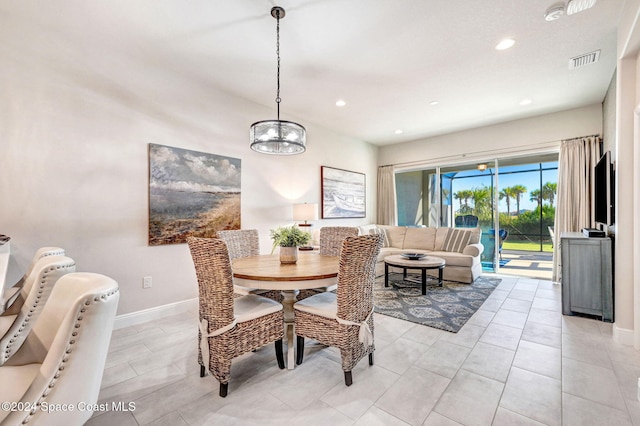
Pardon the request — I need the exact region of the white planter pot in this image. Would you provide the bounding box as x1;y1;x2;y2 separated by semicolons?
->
279;246;298;264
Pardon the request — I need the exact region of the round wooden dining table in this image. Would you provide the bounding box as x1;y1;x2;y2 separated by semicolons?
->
232;252;339;369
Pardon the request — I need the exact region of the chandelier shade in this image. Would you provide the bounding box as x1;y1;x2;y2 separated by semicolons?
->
250;6;306;155
250;120;306;155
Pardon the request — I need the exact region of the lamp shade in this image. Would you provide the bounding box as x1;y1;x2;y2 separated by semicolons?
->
293;203;318;222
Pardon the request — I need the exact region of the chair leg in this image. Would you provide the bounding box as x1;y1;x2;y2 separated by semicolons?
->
219;382;228;397
296;336;305;365
369;352;374;365
344;371;353;386
200;365;205;377
275;339;285;369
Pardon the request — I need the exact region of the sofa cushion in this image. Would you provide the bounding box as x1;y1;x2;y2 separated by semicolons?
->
402;227;437;251
368;227;390;247
379;225;407;248
376;247;406;263
467;227;482;244
429;251;476;268
358;224;378;235
442;228;472;253
435;228;450;250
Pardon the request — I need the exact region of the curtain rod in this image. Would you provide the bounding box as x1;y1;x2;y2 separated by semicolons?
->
560;134;601;143
379;133;601;169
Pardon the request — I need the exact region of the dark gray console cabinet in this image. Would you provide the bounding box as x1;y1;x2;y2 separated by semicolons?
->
560;232;613;322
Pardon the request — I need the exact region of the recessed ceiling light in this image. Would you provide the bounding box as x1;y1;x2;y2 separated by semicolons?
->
519;98;533;106
566;0;597;15
495;38;516;50
394;129;403;135
430;100;439;106
335;99;346;107
544;4;565;21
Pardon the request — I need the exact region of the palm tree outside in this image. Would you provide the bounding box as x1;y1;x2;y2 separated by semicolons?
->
511;184;527;216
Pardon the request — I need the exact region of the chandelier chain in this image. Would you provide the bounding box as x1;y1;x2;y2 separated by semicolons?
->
275;10;281;119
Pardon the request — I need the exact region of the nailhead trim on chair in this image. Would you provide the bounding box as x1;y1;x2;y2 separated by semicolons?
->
2;263;76;363
17;288;119;425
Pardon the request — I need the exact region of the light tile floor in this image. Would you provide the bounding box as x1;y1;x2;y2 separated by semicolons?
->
88;274;640;425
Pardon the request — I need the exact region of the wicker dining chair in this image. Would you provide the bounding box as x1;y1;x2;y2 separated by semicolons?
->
187;237;285;397
319;226;359;256
217;229;281;302
294;234;383;386
297;226;360;300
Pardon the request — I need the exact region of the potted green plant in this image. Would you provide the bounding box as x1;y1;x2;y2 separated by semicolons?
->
270;225;311;264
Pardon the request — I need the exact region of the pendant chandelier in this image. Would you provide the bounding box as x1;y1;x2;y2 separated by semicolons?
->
250;6;306;155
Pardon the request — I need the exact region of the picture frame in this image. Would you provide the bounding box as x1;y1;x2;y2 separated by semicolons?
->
148;144;241;245
321;166;366;218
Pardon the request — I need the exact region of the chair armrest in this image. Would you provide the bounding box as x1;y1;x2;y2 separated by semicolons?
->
463;243;484;257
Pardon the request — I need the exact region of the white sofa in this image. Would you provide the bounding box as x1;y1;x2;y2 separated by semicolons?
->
358;225;484;284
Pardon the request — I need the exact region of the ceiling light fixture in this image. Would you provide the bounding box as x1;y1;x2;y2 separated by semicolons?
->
477;164;488;172
495;38;515;50
519;98;533;106
250;6;306;155
566;0;597;15
336;100;346;107
430;100;439;106
394;129;403;135
544;3;565;21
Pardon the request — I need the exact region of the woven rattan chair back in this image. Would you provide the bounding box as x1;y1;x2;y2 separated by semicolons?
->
187;236;285;397
294;234;383;386
216;229;260;260
336;235;383;322
187;237;235;331
319;226;359;256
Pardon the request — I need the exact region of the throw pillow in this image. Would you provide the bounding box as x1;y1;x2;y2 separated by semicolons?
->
442;228;472;253
369;228;389;247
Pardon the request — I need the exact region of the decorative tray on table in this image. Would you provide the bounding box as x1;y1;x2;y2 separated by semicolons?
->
400;253;426;260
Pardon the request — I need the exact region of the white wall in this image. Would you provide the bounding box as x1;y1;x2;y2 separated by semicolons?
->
0;19;377;315
378;104;602;167
614;0;640;347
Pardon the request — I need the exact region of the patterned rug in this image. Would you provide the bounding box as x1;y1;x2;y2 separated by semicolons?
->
374;273;501;333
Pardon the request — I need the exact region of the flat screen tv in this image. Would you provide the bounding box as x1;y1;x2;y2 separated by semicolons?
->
594;151;614;225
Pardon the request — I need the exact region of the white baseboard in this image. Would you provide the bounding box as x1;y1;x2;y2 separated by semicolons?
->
613;323;635;346
113;298;198;330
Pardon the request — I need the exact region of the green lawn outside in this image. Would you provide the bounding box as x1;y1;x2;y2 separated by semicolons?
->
502;240;553;252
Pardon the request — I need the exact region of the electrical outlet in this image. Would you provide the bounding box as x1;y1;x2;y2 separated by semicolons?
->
143;276;152;289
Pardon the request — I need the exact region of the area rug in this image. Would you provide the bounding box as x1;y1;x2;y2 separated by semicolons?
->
374;273;501;333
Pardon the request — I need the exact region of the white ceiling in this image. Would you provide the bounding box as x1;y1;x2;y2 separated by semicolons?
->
5;0;624;145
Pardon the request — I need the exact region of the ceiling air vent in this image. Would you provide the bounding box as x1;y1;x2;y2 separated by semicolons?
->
569;50;600;69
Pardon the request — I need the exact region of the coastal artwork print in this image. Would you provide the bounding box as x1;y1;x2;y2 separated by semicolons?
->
321;166;366;218
148;144;241;245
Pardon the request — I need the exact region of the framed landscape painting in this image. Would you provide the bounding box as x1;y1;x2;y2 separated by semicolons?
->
148;144;241;245
321;166;366;218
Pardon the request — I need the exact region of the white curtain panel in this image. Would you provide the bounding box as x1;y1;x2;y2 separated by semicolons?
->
552;136;600;282
377;165;397;226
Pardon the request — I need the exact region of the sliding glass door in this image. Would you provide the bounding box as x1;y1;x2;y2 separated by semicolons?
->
395;153;558;276
441;162;499;272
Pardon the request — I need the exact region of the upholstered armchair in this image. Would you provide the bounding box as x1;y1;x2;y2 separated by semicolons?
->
0;255;76;365
2;247;65;312
0;272;119;425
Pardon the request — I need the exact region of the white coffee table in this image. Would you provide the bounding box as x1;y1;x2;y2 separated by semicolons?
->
384;254;446;295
